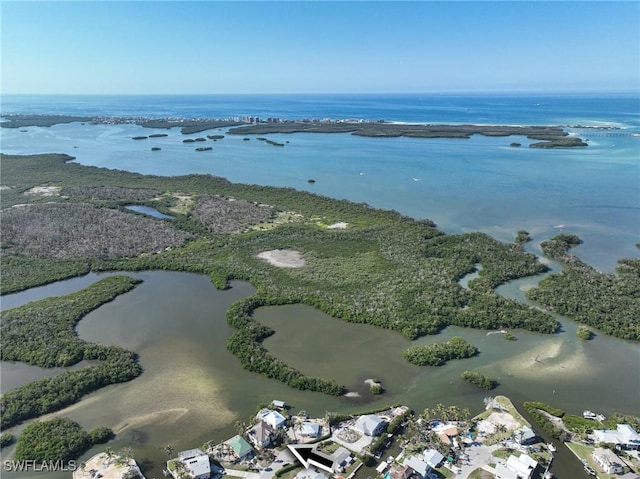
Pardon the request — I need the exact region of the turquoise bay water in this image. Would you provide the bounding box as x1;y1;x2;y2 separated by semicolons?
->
1;94;639;479
2;100;638;271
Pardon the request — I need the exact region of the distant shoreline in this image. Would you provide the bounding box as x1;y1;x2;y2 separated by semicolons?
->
1;113;598;147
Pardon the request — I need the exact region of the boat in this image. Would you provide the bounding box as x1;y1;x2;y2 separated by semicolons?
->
544;472;553;479
584;465;596;476
583;410;606;421
546;443;557;452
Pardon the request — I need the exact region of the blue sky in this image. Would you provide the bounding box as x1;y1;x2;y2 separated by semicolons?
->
1;1;638;94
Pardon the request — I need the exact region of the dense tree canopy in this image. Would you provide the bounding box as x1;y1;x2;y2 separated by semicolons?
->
0;153;636;427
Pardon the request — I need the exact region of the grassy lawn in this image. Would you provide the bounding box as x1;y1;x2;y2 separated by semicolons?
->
343;459;362;476
565;442;620;479
434;466;455;478
492;448;512;461
467;468;494;479
317;440;341;454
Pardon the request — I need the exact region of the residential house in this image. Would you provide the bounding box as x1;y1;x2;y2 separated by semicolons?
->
493;464;519;479
295;468;330;479
422;449;444;469
354;414;387;437
593;424;640;450
592;447;625;474
402;455;431;479
174;449;211;479
514;426;537;446
224;435;254;461
259;410;287;429
331;447;353;473
247;421;275;449
387;464;412;479
436;425;458;448
298;422;321;438
495;454;537;479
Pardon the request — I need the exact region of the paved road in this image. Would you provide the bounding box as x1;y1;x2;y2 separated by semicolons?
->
227;448;297;479
456;442;498;479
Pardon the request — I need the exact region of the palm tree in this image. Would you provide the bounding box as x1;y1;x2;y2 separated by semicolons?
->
105;447;115;464
325;411;337;433
235;420;248;438
422;407;435;421
461;408;471;424
513;428;525;445
446;405;461;422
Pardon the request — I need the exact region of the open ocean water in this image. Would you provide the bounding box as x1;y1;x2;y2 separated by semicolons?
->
1;93;639;271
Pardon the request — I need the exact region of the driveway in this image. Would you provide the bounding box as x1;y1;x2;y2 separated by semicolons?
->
456;442;498;479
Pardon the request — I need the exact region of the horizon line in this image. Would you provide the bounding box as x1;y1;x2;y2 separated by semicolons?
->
2;89;639;96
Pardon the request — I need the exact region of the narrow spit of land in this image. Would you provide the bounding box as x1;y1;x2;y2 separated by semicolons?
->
1;113;588;147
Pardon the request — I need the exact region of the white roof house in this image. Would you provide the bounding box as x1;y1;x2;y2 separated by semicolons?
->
299;421;321;437
422;449;444;469
403;455;430;479
594;424;640;449
508;454;537;478
592;447;625;474
494;463;519;479
354;414;387;436
494;454;537;479
296;468;329;479
177;449;211;479
260;410;287;429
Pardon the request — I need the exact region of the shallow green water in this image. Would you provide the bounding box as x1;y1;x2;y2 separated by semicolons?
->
1;271;638;479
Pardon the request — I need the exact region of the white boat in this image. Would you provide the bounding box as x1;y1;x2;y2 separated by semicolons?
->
544;472;553;479
583;410;606;421
584;465;596;476
546;443;557;452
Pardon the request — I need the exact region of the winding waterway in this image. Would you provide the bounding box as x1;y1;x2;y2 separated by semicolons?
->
1;268;638;478
1;93;638;478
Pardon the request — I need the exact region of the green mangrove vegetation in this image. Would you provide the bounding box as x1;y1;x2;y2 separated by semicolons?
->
14;417;113;462
523;401;640;442
460;371;497;390
576;325;593;340
521;401;640;443
0;152;636;426
0;276;143;428
403;337;478;366
526;234;640;340
1;432;15;448
226;122;587;146
523;402;569;441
